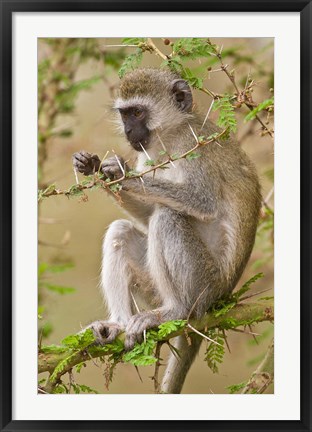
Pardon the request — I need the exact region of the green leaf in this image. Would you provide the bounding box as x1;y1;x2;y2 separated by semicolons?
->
204;329;225;374
104;50;126;70
227;381;247;394
42;283;76;295
244;97;274;122
172;38;215;60
41;322;53;338
122;38;147;46
109;183;122;193
40;344;69;354
52;383;69;394
118;49;143;78
75;362;86;373
39;262;74;275
157;320;187;338
56;76;101;113
233;272;264;300
61;328;95;350
213;96;237;135
186;152;201;161
76;384;99;394
144;159;156;166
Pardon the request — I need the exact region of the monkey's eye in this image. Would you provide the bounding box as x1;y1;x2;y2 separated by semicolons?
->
133;108;144;118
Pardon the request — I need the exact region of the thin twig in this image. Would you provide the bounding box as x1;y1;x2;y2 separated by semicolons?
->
187;323;223;346
200;99;215;130
153;341;164;393
230;328;261;336
239;287;272;302
39;128;228;201
222;329;231;353
147;38;169;61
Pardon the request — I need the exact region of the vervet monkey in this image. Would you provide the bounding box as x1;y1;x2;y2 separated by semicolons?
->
72;68;261;393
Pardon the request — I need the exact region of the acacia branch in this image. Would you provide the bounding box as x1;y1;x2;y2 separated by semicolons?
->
38;128;228;201
241;338;274;394
206;39;274;139
38;299;273;389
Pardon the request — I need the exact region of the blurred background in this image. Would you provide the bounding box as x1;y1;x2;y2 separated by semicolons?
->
38;37;274;394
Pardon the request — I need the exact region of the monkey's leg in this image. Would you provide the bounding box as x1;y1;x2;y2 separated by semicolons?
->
125;207;222;346
89;219;148;344
161;334;202;394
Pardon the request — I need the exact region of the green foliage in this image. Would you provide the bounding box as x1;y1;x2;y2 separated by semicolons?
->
157;320;187;338
38;184;56;202
244;97;274;122
212;272;264;318
172;38;215;60
186;152;201;161
41;322;53;338
109;183;122;193
144;159;156;166
72;383;99;394
212;96;237;136
232;272;264;301
55;76;101;113
52;383;69;394
123;330;158;366
50;352;77;382
104;50;126;70
39;262;74;276
42;283;76;295
227;381;247;394
118;49;143;78
62;329;96;350
204;329;225;373
122;38;147;46
40;344;69;354
75;362;86;373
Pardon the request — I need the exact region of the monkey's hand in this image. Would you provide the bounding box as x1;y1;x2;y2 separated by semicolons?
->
124;311;162;351
72;151;101;176
100;156;127;181
85;320;123;345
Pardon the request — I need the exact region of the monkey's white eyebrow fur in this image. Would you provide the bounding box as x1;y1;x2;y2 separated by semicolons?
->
114;96;154;111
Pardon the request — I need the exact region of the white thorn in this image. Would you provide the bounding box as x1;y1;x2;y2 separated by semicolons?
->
200;99;215;131
156;132;176;168
139;142;152;160
73;167;79;184
187;323;223;346
112;150;125;175
188;123;199;143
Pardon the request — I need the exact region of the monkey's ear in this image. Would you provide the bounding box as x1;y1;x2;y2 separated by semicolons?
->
171;79;193;112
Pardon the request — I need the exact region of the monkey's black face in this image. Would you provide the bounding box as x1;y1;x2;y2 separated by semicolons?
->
119;106;150;151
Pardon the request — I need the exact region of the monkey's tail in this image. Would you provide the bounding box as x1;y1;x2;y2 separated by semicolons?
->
161;334;202;394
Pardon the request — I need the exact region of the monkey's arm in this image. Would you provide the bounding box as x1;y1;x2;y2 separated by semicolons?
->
72;151;153;222
119;191;153;224
123;177;216;220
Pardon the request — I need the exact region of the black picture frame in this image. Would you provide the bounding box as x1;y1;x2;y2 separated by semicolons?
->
1;1;311;431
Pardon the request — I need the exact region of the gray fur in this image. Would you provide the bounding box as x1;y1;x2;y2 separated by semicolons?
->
72;68;261;393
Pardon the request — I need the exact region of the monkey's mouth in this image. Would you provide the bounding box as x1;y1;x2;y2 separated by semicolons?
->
129;139;150;152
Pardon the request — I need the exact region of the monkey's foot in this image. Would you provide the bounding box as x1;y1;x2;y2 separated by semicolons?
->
125;312;162;351
85;320;122;345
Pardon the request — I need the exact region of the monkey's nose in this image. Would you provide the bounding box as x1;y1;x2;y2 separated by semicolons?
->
125;125;132;135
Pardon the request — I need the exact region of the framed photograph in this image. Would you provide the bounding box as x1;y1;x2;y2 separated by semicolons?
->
1;1;311;431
